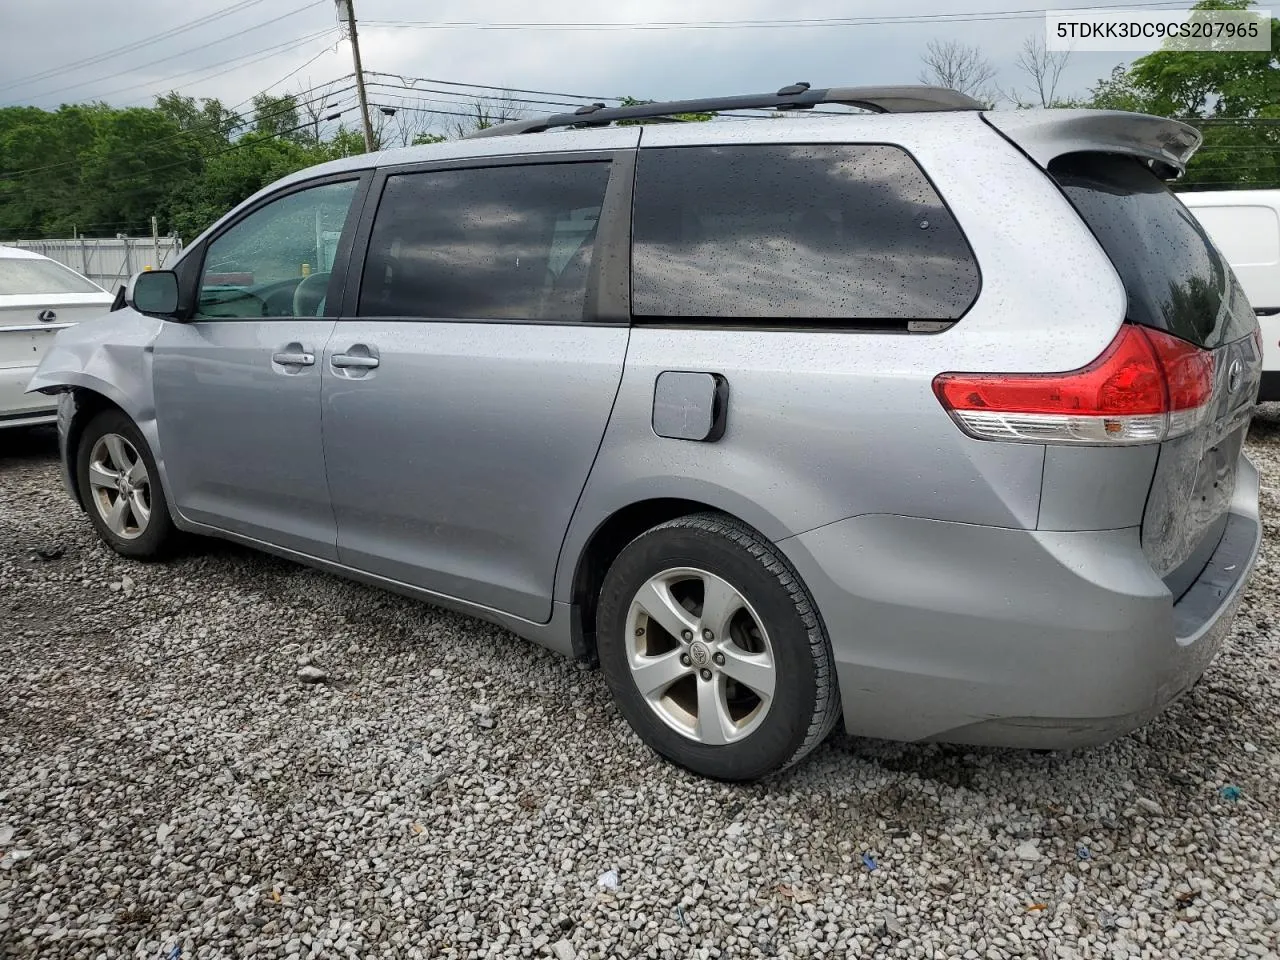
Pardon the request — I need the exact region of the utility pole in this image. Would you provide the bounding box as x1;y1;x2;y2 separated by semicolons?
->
336;0;375;152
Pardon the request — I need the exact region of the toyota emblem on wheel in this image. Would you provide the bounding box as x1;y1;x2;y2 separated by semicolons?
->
37;309;57;323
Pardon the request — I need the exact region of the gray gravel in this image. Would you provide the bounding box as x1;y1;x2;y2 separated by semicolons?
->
2;419;1279;960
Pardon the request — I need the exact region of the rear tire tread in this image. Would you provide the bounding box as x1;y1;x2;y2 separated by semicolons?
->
607;511;842;777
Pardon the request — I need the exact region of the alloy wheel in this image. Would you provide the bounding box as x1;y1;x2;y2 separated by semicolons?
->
87;433;151;540
624;566;776;745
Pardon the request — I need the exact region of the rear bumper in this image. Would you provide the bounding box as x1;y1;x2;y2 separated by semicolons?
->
779;455;1261;748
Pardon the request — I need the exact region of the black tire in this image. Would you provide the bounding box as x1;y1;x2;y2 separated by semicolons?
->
76;409;177;559
596;512;841;781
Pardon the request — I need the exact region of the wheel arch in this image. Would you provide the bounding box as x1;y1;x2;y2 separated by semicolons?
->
566;496;785;661
59;383;162;512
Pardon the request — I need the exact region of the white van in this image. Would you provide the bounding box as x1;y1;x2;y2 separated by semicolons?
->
1179;189;1280;400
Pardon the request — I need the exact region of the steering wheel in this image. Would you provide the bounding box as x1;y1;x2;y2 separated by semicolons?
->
292;271;331;317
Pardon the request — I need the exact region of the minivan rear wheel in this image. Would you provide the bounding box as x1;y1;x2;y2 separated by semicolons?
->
596;513;841;780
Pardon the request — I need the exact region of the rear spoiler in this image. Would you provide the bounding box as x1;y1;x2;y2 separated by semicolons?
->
983;109;1202;180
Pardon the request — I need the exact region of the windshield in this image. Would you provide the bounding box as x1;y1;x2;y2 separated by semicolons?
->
0;257;104;296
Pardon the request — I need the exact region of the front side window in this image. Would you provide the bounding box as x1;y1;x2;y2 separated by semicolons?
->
195;180;358;319
630;144;980;323
357;162;612;321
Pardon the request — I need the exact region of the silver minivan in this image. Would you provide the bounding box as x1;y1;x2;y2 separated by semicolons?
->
29;85;1262;780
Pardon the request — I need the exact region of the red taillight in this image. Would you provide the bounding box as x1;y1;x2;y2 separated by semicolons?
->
933;323;1214;445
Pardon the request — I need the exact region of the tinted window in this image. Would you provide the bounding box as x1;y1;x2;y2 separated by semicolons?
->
196;180;358;319
1051;154;1254;348
0;257;104;295
630;144;979;322
358;162;611;321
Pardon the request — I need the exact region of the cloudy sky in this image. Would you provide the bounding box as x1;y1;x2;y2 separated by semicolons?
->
0;0;1177;134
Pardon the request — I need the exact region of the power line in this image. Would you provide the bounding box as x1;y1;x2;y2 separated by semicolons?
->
84;29;340;105
0;0;272;95
10;0;329;103
1186;163;1280;174
254;35;347;101
366;100;499;123
360;0;1193;31
0;82;356;181
370;96;788;132
363;70;622;104
336;0;376;153
364;80;593;112
1176;181;1280;188
3;99;358;226
371;87;1280;132
1193;145;1280;152
78;102;358;196
118;33;346;110
1180;117;1280;125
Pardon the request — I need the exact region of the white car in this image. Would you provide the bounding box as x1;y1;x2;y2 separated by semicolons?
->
1;245;113;429
1178;189;1280;401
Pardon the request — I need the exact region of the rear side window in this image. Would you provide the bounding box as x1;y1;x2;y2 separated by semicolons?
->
0;257;103;295
1050;154;1255;348
358;162;611;321
630;144;979;323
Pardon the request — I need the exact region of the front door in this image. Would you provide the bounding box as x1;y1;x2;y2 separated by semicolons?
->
321;154;633;621
153;177;363;558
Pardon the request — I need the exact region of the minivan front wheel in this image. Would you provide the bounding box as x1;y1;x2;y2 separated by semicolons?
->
596;513;841;780
76;410;176;559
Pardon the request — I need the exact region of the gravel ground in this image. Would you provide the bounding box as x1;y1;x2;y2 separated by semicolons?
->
1;418;1278;960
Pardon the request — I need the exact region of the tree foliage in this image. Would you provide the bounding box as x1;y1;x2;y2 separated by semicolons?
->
615;95;714;125
1073;0;1279;189
251;93;304;141
0;87;479;242
0;103;201;239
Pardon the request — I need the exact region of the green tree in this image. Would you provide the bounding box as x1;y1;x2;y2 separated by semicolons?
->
315;126;370;159
1124;0;1278;117
616;95;714;125
155;92;242;149
251;93;305;141
164;134;318;240
1075;64;1156;112
0;106;72;237
1075;0;1279;188
75;107;200;235
0;103;198;239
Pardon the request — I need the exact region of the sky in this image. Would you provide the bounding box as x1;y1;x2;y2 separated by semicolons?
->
0;0;1172;136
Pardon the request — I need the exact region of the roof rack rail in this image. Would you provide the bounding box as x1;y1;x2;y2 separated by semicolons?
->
465;83;984;139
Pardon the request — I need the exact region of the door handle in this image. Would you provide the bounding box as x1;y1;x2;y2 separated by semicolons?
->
272;351;315;366
331;353;380;369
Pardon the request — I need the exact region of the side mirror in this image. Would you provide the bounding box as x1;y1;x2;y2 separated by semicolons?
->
126;269;179;317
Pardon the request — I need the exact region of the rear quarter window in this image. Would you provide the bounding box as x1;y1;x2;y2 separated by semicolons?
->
630;144;980;324
1050;154;1255;348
